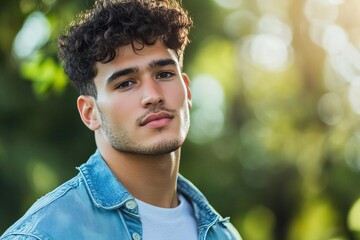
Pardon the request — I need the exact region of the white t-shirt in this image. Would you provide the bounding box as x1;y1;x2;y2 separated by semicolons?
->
135;194;198;240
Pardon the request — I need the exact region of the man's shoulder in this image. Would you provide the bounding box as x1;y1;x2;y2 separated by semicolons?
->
0;235;40;240
1;175;88;239
25;174;86;217
1;171;128;240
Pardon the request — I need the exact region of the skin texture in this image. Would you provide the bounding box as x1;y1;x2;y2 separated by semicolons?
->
77;40;192;208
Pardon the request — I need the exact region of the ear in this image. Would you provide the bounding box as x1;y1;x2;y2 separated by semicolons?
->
182;73;192;109
77;95;101;131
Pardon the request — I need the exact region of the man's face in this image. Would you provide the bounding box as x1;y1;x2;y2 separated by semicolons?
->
92;40;191;155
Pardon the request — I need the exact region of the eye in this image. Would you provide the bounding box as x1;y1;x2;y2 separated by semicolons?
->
156;71;174;79
115;80;135;89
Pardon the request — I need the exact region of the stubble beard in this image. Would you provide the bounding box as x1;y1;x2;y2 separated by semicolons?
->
98;109;188;156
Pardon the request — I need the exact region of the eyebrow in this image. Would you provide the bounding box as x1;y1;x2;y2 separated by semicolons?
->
106;67;139;85
149;58;177;68
106;58;177;85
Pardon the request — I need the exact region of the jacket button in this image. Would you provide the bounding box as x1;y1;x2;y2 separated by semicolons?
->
126;200;137;210
132;232;141;240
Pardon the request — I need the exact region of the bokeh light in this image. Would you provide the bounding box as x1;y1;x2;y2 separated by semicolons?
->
348;198;360;232
13;11;51;59
189;75;225;144
317;92;344;126
224;10;257;38
28;161;59;195
344;134;360;170
348;85;360;115
213;0;243;9
244;34;290;71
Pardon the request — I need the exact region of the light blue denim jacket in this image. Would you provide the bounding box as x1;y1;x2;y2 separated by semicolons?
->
1;151;241;240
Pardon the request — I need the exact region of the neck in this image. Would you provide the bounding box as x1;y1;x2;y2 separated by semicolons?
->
96;135;181;208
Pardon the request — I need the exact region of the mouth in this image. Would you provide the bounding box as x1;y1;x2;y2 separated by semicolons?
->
139;111;174;128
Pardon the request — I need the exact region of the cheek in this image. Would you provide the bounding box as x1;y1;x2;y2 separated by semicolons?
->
111;106;134;124
99;97;135;124
167;84;188;107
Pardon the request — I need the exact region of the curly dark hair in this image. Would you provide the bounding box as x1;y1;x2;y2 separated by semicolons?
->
58;0;193;97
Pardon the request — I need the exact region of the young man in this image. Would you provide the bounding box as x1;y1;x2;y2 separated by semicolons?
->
1;0;241;239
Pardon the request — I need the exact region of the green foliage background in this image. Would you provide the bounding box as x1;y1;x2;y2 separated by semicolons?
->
1;0;360;239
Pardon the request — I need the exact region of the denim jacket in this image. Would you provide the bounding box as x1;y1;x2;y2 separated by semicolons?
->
1;151;241;240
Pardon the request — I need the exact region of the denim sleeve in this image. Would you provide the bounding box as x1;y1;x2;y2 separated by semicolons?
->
0;234;42;240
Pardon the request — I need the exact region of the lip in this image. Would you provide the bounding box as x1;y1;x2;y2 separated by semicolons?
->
140;111;174;128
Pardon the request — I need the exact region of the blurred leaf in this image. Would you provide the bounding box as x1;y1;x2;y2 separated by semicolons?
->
20;54;67;97
288;198;342;240
241;205;275;240
348;198;360;233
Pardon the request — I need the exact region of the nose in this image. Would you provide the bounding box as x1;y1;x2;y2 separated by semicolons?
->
141;79;164;108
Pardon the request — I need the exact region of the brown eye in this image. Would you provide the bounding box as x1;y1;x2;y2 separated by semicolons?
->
115;80;135;89
156;72;174;79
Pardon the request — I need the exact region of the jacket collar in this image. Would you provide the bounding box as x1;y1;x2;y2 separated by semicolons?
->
177;176;219;229
77;150;132;210
77;150;219;226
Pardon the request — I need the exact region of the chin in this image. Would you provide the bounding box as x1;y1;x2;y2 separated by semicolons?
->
112;138;183;156
145;138;183;155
